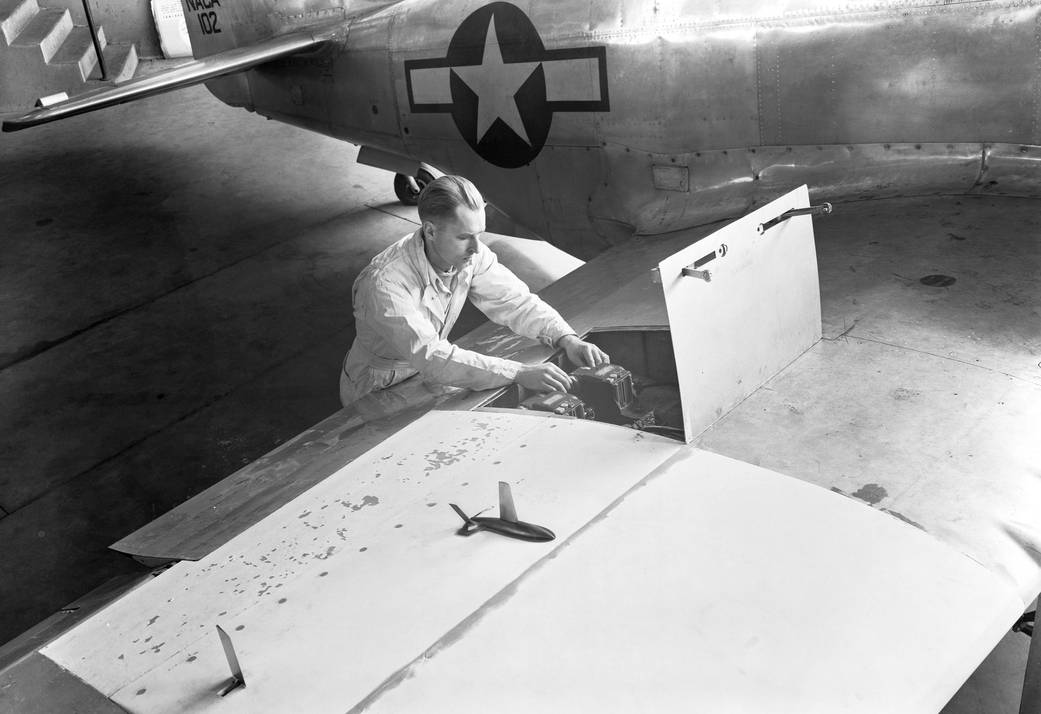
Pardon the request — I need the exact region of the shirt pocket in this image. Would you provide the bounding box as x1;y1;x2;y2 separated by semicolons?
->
369;367;399;390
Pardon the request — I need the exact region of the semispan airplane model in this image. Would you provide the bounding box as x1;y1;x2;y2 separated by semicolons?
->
451;481;556;542
2;1;1040;712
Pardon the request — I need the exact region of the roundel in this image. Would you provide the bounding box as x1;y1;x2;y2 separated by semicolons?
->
405;2;610;169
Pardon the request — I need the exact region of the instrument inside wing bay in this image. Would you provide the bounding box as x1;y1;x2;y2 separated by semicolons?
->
487;328;686;440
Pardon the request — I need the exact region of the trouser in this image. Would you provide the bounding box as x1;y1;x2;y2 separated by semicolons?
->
339;348;417;407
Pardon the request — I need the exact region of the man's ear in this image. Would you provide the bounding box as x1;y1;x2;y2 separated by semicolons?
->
421;220;436;240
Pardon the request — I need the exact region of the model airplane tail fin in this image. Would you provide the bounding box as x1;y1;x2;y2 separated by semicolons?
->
498;482;519;523
449;503;483;536
449;503;474;525
1;23;342;132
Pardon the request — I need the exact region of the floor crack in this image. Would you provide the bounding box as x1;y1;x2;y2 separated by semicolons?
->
841;334;1039;387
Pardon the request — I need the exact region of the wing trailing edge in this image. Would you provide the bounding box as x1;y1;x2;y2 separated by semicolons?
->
2;24;342;132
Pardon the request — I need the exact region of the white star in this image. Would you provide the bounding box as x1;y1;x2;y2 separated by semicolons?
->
452;16;540;146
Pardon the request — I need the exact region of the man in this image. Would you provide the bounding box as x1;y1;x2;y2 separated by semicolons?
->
340;175;609;407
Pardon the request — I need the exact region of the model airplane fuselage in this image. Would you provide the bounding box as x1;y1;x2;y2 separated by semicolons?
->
450;481;555;542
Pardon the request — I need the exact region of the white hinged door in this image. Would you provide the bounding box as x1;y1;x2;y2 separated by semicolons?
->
658;185;822;441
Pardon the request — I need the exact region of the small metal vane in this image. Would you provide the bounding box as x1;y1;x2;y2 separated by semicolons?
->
216;624;245;697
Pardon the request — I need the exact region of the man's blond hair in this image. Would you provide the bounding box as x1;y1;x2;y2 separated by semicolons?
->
417;175;484;223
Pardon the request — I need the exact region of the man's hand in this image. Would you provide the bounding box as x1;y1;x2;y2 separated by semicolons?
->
516;363;574;393
557;334;610;369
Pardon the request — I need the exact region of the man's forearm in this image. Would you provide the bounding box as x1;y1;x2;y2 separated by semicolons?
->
412;341;523;391
555;333;580;349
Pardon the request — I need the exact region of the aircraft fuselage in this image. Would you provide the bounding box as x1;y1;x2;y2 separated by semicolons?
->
192;0;1041;257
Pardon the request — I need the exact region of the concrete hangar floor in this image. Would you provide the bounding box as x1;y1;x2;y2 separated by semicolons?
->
0;74;1038;711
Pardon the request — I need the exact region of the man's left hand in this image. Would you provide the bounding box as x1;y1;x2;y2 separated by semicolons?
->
558;334;610;369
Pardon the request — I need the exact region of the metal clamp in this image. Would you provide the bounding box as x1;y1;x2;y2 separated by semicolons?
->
756;202;833;235
681;267;711;282
651;265;712;283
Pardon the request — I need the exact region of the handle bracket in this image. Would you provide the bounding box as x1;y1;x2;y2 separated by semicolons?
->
756;202;833;235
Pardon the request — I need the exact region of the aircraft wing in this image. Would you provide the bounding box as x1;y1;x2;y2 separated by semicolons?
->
28;408;1023;713
1;24;342;132
8;188;1036;710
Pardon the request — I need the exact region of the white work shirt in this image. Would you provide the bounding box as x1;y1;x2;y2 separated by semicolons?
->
340;229;574;405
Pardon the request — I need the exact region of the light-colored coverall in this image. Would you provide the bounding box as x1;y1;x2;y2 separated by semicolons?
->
340;229;575;406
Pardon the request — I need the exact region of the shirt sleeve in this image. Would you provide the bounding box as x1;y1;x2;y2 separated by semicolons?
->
357;272;524;390
467;246;576;347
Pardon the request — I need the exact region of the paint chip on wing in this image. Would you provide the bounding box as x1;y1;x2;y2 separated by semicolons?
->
342;495;381;511
851;483;888;505
891;387;919;401
423;448;466;471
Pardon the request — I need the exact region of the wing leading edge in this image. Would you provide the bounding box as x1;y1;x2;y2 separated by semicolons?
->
2;24;343;132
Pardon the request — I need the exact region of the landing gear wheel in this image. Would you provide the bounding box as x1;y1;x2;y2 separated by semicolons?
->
1014;610;1036;637
394;168;434;205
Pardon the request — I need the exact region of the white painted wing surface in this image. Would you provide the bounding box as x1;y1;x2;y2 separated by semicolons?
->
361;447;1023;714
40;411;682;713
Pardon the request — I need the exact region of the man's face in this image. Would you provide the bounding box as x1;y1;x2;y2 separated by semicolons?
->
424;206;485;271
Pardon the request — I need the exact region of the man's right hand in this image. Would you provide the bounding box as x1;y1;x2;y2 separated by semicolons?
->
516;363;574;393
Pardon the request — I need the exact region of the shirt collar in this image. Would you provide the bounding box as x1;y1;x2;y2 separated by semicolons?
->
408;228;458;293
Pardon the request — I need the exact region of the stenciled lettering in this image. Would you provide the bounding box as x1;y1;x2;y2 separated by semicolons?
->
195;9;222;34
185;0;221;10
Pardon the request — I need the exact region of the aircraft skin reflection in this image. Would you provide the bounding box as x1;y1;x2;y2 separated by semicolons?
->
7;0;1041;258
226;0;1041;256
